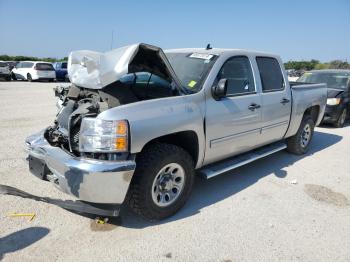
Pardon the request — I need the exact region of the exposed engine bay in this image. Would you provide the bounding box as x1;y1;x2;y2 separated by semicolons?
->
45;75;179;159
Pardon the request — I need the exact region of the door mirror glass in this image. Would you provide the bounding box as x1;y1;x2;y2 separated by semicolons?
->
212;78;228;100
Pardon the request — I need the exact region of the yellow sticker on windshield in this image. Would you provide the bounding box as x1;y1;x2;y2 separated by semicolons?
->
188;80;197;88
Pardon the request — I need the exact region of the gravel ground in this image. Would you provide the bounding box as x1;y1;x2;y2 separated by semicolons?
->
0;81;349;262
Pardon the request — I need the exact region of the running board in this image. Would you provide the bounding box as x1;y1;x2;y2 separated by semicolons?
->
199;141;287;179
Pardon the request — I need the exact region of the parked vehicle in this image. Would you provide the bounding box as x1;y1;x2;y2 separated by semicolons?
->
6;61;19;71
11;61;56;82
0;61;11;81
53;62;69;82
297;70;350;127
25;44;327;220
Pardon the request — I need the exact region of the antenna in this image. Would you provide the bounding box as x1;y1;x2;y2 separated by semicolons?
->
110;30;114;50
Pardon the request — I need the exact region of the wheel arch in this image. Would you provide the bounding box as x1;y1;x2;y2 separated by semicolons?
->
138;130;200;167
303;105;320;124
285;104;321;138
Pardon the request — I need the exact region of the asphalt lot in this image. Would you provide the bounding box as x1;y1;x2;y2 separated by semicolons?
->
0;81;349;262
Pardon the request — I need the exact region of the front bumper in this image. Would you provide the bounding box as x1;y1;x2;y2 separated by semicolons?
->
323;105;343;123
25;131;136;204
32;72;56;80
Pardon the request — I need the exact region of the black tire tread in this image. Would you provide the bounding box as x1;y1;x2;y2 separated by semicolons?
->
333;108;347;128
287;115;314;155
126;143;194;221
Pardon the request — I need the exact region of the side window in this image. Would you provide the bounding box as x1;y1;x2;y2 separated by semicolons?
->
217;56;255;96
256;57;284;92
22;62;33;68
16;62;22;68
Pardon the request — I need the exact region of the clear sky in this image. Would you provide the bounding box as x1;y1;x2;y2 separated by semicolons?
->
0;0;349;62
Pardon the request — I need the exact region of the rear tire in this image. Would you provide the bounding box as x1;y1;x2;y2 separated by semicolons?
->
333;108;347;128
27;73;32;82
5;75;11;81
287;115;315;155
127;143;195;221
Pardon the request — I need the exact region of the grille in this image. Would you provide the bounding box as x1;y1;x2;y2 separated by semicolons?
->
69;120;81;152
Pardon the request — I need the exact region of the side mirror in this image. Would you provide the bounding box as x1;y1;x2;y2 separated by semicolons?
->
212;78;228;100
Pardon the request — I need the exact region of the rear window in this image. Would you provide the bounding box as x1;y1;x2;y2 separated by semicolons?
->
256;57;284;92
36;63;54;70
0;62;7;67
61;62;67;69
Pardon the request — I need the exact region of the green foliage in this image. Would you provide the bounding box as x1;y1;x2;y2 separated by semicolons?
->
0;54;67;62
284;59;350;71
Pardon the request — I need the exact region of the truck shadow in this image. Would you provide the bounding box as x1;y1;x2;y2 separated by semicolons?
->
0;227;50;260
116;130;342;228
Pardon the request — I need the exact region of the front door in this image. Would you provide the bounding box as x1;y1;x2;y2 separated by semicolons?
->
204;56;262;165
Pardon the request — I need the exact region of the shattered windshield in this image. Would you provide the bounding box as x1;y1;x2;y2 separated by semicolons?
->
298;72;350;90
166;52;217;92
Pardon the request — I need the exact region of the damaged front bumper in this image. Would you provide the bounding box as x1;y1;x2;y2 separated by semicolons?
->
25;131;136;204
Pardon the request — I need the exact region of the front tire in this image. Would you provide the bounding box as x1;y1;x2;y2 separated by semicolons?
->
11;73;17;81
127;143;195;221
334;108;347;128
287;115;315;155
27;73;32;82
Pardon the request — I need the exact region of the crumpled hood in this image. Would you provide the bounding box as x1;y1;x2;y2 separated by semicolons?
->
327;88;344;98
67;43;182;90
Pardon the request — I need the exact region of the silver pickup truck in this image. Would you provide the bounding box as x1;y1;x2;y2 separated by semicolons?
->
26;43;327;220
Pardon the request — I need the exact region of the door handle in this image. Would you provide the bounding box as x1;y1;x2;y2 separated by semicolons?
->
248;103;261;111
280;98;290;104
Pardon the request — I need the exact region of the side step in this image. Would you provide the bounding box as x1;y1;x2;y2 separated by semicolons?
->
199;141;287;179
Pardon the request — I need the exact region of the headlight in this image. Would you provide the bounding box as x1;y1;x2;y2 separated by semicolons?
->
327;98;341;106
79;118;128;152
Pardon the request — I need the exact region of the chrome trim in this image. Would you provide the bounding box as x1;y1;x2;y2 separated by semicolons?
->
201;142;287;179
261;121;289;131
25;131;136;204
210;128;261;148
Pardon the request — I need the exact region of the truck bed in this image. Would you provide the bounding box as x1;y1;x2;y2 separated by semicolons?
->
285;82;327;138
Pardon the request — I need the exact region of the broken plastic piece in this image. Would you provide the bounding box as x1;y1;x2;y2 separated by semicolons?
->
290;179;298;185
8;213;36;221
95;217;109;224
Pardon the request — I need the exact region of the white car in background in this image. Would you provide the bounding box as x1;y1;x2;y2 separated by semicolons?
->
11;61;56;82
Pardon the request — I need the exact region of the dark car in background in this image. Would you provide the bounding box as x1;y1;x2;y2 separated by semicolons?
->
297;70;350;127
0;61;11;81
53;62;69;82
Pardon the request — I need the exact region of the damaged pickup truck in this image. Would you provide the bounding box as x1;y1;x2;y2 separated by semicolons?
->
25;43;327;220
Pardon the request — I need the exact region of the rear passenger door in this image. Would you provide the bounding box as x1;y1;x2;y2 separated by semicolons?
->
256;57;291;145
